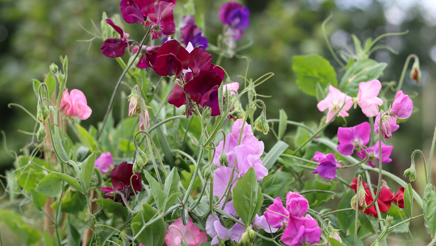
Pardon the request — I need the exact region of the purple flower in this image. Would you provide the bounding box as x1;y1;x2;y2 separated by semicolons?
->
253;215;279;233
234;145;268;180
375;113;399;139
181;15;208;49
101;19;130;58
213;166;237;198
357;141;393;168
337;122;371;155
390;90;413;119
312;152;341;180
95;152;114;175
219;2;250;40
281;215;321;246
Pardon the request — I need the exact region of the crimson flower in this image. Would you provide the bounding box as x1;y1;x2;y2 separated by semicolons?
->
101;19;130;58
351;178;394;217
101;162;142;204
134;45;161;69
152;40;189;77
393;187;405;208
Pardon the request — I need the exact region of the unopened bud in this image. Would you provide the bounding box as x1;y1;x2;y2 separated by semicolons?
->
37;101;50;123
133;150;147;173
219;153;228;166
351;183;367;213
58;73;65;85
229;109;245;121
49;63;59;74
128;89;141;116
37;123;46;142
241;230;251;246
246;227;256;241
201;165;211;179
254;114;269;135
385;215;394;225
410;59;421;83
403;164;416;182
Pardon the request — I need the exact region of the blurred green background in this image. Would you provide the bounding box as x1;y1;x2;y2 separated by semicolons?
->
0;0;435;244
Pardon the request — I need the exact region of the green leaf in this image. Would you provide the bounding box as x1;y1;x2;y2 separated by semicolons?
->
36;173;62;197
404;183;413;217
30;188;47;211
383;205;409;234
54;172;84;193
0;209;42;246
342;235;363;246
95;198;129;222
262;172;294;198
423;183;436;237
339;59;387;96
143;170;165;212
131;203;166;246
32;79;42;98
50;125;70;162
163;168;181;211
119;138;136;152
16;156;52;192
80;153;95;192
337;190;355;233
233;167;263;225
44;72;56;99
358;213;375;233
294;126;310;151
329;238;345;246
315;82;326;102
67;223;81;246
51;190;86;214
303;180;335;209
263;141;289;170
76;124;99;152
44;230;54;246
292;54;338;96
278;110;288;140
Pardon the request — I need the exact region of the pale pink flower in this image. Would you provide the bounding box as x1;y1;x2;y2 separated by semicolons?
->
223;82;240;96
139;109;150;131
317;86;353;123
59;89;92;120
94;152;114;175
356;80;383;117
165;218;207;246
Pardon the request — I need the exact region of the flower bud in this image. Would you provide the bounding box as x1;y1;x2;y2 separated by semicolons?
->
58;73;65;85
37;123;46;142
37;101;50;123
219;152;228;166
201;165;211;179
128;89;141;116
133;150;147;173
410;59;421;83
49;63;59;74
241;230;251;246
246;226;256;241
351;183;367;213
403;164;416;182
254;113;269;135
228;109;246;121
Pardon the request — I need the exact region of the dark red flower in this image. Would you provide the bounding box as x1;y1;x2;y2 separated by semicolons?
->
153;40;189;77
184;71;222;116
350;178;393;218
148;1;176;39
111;162;142;192
135;45;161;69
120;0;155;24
101;19;131;58
393;187;405;208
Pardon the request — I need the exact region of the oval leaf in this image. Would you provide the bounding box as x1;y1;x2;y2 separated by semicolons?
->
233;167;263;225
131;203;166;246
36;173;62;197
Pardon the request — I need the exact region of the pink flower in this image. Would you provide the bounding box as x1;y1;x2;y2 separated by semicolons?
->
312;152;341;180
317;85;353;123
213;166;237;198
375;113;399;139
264;197;290;228
165;218;207;246
139;109;150;130
281;215;321;246
234;145;268;180
286;192;309;217
357;141;393;168
206;215;230;245
59;89;92;120
95;152;114;175
356;80;383;117
390;90;413;119
337;122;371;155
223;82;240;95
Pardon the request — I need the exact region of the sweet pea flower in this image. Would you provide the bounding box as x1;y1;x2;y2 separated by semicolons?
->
101;19;130;58
390;90;413;119
135;45;161;69
253;215;279;233
286;192;309;217
317;85;353;123
153;40;189;77
206;215;230;245
219;1;250;40
337;122;371;156
213;166;237;198
264;197;290;228
148;1;176;39
357;141;393;168
377;182;394;213
393;187;405;208
356;80;383;117
281;215;322;246
95;152;114;174
312;152;342;180
234;145;268;180
181;15;208;49
165;218;207;246
223;82;239;96
59;89;92;120
139;109;150;130
350;178;377;217
374;113;399;139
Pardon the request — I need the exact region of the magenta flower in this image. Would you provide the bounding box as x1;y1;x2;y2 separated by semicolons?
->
135;45;161;69
181;15;208;49
59;89;92;120
120;0;154;24
312;152;341;180
337;122;371;155
281;215;322;246
286;192;309;217
95;152;114;175
264;197;290;228
375;113;399;139
101;19;130;58
213;166;237;198
234;145;268;180
357;141;393;168
317;85;353;123
356;80;383;117
148;1;176;39
153;40;189;77
219;2;250;40
165;218;207;246
223;82;240;96
390;90;413;119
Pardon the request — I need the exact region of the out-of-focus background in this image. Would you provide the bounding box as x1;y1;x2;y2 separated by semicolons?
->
0;0;435;244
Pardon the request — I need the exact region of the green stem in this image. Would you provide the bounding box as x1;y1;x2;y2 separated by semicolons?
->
411;149;428;184
322;12;345;67
428;127;436;183
267;119;313;134
396;54;418;92
8;103;38;122
320;207;355;217
365;127;384;209
355;175;362;245
182;147;204;204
